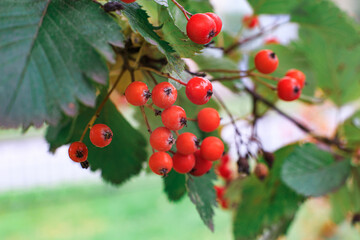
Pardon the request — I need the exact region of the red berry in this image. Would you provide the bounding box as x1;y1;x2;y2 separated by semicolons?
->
277;76;301;101
285;69;306;88
217;164;232;180
186;13;216;44
89;124;113;148
254;163;269;180
221;154;230;164
172;152;196;174
149;152;173;176
200;136;224;161
254;49;279;74
214;185;228;209
265;37;280;45
151;82;178;109
205;13;222;36
125;81;151;106
190;150;213;176
176;132;199;155
197;108;220;132
149;127;175;152
242;15;259;29
68;142;88;163
186;77;213;105
121;0;136;3
161;105;187;130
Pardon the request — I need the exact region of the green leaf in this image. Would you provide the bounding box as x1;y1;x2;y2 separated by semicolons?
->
186;170;217;231
158;6;203;58
249;0;298;14
233;145;303;240
121;2;184;75
46;97;147;185
163;171;186;202
281;143;351;197
0;0;124;129
343;112;360;149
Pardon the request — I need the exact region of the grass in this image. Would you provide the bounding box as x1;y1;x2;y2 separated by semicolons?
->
0;175;232;240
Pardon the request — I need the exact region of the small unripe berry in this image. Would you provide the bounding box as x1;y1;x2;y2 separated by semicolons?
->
89;124;113;148
68;142;88;163
149;152;173;176
254;163;269;180
190;150;213;176
277;76;301;101
186;77;213;105
172;152;196;174
125;81;151;106
151;82;177;109
285;69;306;88
149;127;175;152
161;105;187;130
197;108;220;132
186;13;216;44
254;49;279;74
176;132;199;155
200;136;224;161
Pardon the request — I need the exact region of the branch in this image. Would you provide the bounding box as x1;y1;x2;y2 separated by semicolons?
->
140;66;187;86
170;0;192;21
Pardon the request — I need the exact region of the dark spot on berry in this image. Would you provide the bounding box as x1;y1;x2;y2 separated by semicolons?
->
180;117;187;127
75;150;84;159
144;90;152;99
80;160;90;169
164;87;172;96
293;86;300;94
103;1;123;12
103;131;113;140
206;89;213;98
168;135;175;145
194;138;201;147
160;168;169;178
208;29;215;39
190;168;196;173
269;52;276;59
155;109;162;116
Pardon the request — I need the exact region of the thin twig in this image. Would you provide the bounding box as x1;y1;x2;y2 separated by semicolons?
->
140;66;187;86
79;68;126;142
170;0;192;20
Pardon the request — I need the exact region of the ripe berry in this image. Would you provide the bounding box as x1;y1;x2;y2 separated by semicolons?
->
149;152;173;176
89;124;113;148
68;142;88;163
205;13;222;36
254;49;279;74
214;185;228;209
186;13;216;44
161;105;187;130
285;69;306;88
120;0;136;3
186;77;213;105
176;132;199;155
172;152;196;174
151;82;177;109
197;108;220;132
200;136;224;161
149;127;175;152
217;164;232;180
254;163;269;180
190;150;213;176
277;76;301;101
125;81;151;106
242;15;259;29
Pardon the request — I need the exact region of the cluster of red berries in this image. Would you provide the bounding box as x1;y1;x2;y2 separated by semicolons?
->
186;13;222;44
124;77;225;177
68;124;113;163
242;15;259;29
254;49;306;101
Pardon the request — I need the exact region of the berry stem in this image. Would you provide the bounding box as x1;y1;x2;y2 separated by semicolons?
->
249;72;280;81
213;91;242;158
170;0;192;21
79;68;126;142
211;75;248;82
140;67;187;86
139;106;155;153
251;76;277;90
145;104;162;116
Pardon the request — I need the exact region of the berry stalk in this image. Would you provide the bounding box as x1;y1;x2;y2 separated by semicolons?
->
170;0;192;21
140;67;187;86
